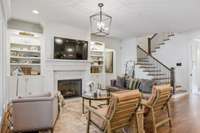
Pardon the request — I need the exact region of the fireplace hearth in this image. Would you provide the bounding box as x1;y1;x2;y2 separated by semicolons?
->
58;79;82;98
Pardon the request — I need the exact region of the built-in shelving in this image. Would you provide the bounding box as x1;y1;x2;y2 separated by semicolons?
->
10;49;40;53
89;42;105;74
9;29;42;75
10;63;41;66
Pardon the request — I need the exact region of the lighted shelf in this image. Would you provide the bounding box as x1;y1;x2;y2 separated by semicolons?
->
10;43;40;47
90;55;103;57
10;63;40;66
11;49;40;53
10;56;40;60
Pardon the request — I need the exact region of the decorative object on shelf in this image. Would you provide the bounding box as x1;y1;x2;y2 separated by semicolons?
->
88;81;95;93
12;67;24;96
90;3;112;36
21;67;32;75
125;60;136;78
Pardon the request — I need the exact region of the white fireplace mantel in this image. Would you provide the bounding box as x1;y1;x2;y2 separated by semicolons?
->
44;59;91;93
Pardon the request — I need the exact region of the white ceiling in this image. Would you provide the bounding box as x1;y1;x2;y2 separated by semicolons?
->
10;0;200;39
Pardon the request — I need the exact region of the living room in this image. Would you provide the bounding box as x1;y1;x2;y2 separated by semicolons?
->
1;0;200;133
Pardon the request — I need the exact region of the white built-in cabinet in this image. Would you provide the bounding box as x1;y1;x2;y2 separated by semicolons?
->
89;41;106;88
7;76;44;99
7;29;44;99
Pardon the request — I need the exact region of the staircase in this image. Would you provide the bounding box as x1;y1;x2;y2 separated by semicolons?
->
136;33;175;93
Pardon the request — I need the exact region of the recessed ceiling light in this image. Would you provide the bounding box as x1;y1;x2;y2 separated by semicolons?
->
32;10;39;14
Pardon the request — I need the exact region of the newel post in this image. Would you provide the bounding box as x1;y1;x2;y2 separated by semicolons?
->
148;38;151;55
170;67;175;94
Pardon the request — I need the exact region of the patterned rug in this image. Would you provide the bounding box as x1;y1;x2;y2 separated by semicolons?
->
54;98;102;133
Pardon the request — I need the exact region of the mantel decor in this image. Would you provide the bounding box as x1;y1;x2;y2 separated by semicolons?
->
90;3;112;36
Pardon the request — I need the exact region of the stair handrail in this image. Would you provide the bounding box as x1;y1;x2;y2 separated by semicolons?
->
137;45;171;71
150;33;158;40
137;45;175;93
148;33;158;54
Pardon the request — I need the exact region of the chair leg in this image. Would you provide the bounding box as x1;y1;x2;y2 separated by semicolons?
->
87;111;91;133
167;103;172;127
151;108;157;133
51;128;54;133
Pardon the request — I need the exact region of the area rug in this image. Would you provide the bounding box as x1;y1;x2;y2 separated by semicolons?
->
54;98;102;133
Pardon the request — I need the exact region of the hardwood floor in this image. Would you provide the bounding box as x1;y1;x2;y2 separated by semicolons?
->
157;94;200;133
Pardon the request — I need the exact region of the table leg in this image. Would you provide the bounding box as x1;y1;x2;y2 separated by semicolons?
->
82;98;84;114
107;99;109;105
89;100;91;107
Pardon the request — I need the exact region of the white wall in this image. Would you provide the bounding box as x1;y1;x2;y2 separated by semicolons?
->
152;33;191;90
120;38;137;75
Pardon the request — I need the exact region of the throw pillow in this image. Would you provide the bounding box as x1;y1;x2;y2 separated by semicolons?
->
128;78;134;89
116;76;125;88
128;79;141;90
139;79;154;93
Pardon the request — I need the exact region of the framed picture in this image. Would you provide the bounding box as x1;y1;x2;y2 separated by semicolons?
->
105;49;114;73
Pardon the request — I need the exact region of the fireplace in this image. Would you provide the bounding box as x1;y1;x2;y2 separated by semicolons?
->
58;79;82;98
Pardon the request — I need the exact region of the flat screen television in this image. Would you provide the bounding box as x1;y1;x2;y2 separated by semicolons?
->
54;37;88;60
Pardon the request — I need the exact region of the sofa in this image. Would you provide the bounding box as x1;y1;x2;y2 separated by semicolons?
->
107;76;155;95
11;93;59;133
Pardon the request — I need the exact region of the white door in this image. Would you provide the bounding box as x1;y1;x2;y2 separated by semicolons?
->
190;39;200;94
0;6;3;117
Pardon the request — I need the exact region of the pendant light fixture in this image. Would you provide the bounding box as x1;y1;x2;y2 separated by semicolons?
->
90;3;112;36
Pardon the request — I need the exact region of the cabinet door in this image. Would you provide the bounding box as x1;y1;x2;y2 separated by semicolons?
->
7;76;26;98
26;76;44;95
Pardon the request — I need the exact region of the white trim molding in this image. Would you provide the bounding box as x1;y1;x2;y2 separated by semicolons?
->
0;0;10;118
0;0;11;20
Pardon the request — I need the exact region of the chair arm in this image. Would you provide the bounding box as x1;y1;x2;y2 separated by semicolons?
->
12;96;56;103
86;106;107;121
141;99;152;108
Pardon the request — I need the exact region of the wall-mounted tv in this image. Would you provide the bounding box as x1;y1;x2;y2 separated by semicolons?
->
54;37;88;60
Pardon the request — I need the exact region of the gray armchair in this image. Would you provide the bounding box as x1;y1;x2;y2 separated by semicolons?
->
11;93;58;133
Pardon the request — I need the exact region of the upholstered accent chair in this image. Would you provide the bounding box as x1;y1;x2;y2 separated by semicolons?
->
10;93;58;133
142;84;172;133
86;90;145;133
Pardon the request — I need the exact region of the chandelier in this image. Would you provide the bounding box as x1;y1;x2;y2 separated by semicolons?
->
90;3;112;36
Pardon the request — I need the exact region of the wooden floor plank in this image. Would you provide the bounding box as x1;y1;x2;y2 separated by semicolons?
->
156;94;200;133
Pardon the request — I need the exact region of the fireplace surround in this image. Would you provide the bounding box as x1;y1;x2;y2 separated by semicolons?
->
58;79;82;98
45;59;90;95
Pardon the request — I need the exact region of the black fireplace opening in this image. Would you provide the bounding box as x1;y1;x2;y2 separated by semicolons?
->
58;79;82;98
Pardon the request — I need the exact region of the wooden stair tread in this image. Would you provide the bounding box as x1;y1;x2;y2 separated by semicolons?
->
137;60;149;63
163;38;170;41
143;70;161;72
168;34;175;37
148;73;166;76
140;66;157;69
158;42;165;45
154;47;160;49
136;63;153;66
153;77;170;80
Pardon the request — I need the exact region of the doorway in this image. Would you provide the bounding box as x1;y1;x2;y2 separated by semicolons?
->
190;38;200;95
